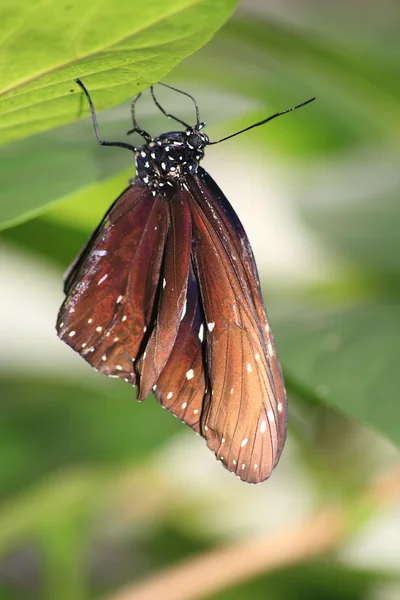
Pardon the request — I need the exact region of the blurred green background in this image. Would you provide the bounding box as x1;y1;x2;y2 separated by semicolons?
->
1;0;400;599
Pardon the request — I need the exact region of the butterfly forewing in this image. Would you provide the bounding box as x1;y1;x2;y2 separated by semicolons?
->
186;174;286;483
57;184;169;383
194;168;287;456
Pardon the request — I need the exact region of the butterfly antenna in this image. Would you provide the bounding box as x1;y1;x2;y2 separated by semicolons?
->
208;97;316;145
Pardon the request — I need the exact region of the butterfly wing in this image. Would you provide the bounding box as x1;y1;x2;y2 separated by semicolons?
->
136;189;192;399
186;171;287;483
57;183;169;384
152;264;207;434
195;168;287;456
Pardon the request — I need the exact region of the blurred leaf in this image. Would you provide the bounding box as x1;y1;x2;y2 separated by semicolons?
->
299;174;400;288
0;377;183;497
92;524;210;597
0;470;105;549
275;304;400;448
212;561;382;600
223;18;400;133
42;169;133;233
1;217;97;268
0;0;238;145
0;112;134;230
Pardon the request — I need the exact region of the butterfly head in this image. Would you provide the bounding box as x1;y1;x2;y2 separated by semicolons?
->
135;127;209;194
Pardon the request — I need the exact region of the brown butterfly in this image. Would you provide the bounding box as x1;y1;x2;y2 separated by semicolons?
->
57;79;314;482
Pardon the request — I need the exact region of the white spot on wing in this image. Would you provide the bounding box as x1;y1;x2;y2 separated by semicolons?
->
186;369;194;380
247;363;252;373
167;392;173;400
96;326;102;332
277;402;283;412
69;331;76;337
88;318;93;324
267;342;274;356
116;295;123;303
241;438;248;448
93;249;107;257
193;409;199;415
207;322;215;332
198;323;204;342
181;402;187;409
181;298;187;321
260;420;267;433
116;365;123;371
97;274;108;285
163;278;166;289
267;410;275;422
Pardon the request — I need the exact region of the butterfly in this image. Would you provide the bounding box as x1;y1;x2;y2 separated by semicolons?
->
57;79;314;483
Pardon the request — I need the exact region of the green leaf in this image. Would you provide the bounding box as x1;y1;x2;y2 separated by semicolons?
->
0;216;94;267
275;304;400;448
222;18;400;135
0;0;238;145
0;376;183;497
299;173;400;287
0;117;133;230
213;562;381;600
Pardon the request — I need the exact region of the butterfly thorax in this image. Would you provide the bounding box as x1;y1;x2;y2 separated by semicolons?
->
134;129;209;194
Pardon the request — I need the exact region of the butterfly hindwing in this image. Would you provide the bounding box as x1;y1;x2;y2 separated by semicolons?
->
153;264;207;434
136;190;192;399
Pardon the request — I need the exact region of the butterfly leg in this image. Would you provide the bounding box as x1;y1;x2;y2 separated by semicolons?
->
75;78;138;153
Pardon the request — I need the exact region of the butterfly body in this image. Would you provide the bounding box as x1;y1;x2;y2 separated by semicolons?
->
135;130;209;192
56;80;314;483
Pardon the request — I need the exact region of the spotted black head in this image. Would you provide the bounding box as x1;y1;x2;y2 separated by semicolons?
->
135;128;210;193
